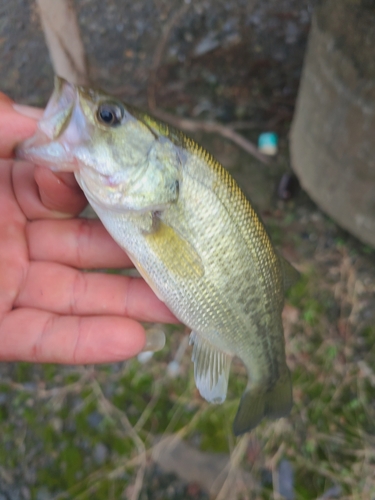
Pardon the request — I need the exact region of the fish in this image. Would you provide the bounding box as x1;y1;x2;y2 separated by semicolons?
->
17;76;298;435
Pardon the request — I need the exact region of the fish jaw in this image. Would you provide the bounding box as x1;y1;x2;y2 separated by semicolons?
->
16;77;83;172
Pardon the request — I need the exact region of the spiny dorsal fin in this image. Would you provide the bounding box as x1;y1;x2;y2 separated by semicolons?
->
189;331;233;404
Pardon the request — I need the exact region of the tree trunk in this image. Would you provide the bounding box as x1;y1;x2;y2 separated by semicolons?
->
290;0;375;247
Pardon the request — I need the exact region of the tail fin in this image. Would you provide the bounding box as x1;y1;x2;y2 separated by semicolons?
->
232;371;292;436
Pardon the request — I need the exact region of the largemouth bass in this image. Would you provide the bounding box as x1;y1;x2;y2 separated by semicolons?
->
17;77;298;435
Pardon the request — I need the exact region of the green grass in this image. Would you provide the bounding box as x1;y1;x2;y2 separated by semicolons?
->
2;213;375;500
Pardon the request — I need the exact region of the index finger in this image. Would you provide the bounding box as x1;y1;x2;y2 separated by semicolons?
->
0;308;147;363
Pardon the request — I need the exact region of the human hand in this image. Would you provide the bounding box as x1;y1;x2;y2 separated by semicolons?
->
0;92;176;364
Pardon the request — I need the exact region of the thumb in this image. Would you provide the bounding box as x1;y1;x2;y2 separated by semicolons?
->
34;166;88;216
0;93;42;158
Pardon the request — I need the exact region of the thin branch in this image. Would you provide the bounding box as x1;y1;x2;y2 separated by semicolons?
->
152;108;271;165
92;380;146;500
214;435;251;500
147;1;271;165
148;1;191;110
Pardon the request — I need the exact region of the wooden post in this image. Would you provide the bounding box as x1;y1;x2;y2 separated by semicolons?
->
290;0;375;247
36;0;88;85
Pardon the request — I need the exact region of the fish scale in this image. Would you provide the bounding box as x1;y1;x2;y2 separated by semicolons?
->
17;76;298;435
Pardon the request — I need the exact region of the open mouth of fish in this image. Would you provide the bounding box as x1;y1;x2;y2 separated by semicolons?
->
16;82;126;191
17;132;125;190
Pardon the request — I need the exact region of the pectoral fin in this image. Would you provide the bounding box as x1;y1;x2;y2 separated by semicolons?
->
190;331;233;404
145;221;204;280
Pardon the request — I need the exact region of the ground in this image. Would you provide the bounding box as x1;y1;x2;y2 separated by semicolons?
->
1;0;375;499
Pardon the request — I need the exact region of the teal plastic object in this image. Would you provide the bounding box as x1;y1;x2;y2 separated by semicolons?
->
258;132;278;155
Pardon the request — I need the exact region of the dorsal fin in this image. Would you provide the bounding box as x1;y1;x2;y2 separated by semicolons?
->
278;255;300;292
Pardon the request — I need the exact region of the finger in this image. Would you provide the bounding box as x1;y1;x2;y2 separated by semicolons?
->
34;165;87;215
27;218;134;268
8;94;86;216
0;308;146;363
0;160;28;316
13;161;86;219
0;93;42;158
15;261;177;323
0;159;26;222
11;95;87;215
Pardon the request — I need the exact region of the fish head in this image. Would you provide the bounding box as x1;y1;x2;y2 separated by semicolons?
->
17;76;181;212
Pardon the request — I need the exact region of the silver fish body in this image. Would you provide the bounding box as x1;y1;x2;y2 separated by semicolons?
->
17;77;297;434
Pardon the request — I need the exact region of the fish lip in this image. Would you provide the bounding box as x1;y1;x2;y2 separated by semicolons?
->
16;76;81;169
16;129;77;171
18;138;125;189
17;128;127;188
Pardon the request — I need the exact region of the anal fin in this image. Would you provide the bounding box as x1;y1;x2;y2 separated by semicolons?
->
189;331;232;404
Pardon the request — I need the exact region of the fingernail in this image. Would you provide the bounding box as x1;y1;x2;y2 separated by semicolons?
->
142;327;166;352
138;351;154;364
52;171;80;189
13;104;43;120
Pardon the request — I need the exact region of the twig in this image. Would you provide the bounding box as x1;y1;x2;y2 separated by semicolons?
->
269;443;286;500
92;380;147;500
152;108;271;165
230;120;259;130
5;369;91;400
148;0;191;111
147;1;271;165
133;379;162;433
214;434;252;500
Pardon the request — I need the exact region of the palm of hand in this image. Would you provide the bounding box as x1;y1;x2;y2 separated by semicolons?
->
0;95;175;364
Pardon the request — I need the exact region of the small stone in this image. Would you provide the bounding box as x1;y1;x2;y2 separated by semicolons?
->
93;443;108;464
278;459;294;500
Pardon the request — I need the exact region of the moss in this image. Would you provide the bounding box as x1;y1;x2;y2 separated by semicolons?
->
193;404;234;453
1;243;375;499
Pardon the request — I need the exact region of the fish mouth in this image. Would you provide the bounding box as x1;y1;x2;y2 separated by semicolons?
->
16;130;77;171
16;76;143;211
18;129;126;193
16;76;79;171
16;76;131;190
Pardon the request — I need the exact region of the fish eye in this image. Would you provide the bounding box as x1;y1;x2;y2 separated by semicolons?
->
97;102;124;127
